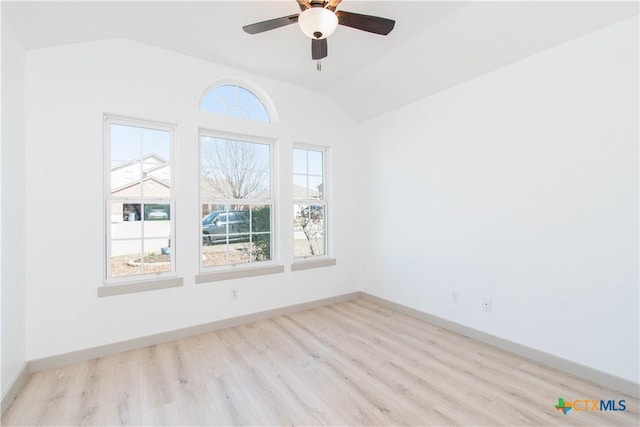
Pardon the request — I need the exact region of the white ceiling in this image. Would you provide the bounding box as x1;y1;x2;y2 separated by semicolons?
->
3;1;638;121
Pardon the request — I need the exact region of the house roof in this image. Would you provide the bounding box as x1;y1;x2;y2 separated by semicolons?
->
111;175;170;195
3;1;638;121
111;153;168;172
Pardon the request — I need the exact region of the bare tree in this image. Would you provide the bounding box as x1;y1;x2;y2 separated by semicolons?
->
202;138;269;199
201;137;271;261
294;205;324;256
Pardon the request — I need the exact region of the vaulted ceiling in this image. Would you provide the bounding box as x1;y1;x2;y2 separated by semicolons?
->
3;1;638;121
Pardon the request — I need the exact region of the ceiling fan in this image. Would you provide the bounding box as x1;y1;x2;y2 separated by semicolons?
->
243;0;395;68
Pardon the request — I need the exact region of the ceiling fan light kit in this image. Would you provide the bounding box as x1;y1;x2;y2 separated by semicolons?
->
242;0;395;70
298;7;338;40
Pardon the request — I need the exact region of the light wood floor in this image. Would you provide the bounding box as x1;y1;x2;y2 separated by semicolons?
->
3;298;638;426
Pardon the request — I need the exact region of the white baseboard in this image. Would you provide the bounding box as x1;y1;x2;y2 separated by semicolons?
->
27;292;360;373
359;292;640;399
1;362;29;415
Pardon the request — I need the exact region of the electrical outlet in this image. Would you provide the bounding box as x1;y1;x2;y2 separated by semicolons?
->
452;292;459;304
231;289;238;300
482;298;492;312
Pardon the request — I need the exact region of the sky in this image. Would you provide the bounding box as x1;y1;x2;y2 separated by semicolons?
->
110;124;171;167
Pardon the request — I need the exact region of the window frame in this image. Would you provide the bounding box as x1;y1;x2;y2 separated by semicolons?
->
292;143;333;265
197;128;279;279
102;115;181;292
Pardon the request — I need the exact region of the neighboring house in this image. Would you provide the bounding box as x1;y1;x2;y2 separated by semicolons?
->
111;153;170;190
110;154;171;222
292;183;320;200
111;176;171;198
199;181;318;216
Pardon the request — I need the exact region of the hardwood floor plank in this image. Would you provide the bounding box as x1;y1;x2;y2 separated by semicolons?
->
221;325;332;425
3;298;638;426
284;313;484;424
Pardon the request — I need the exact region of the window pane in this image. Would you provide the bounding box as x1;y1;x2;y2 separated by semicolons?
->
308;176;323;200
202;204;225;224
201;167;227;199
110;125;172;198
142;128;170;159
201;203;272;267
123;203;141;222
201;137;270;199
110;124;141;167
143;257;172;274
110;240;142;277
248;104;270;123
238;86;258;109
110;124;142;194
216;85;236;106
202;241;229;268
111;203;142;237
111;223;142;241
200;92;226;114
293;149;307;174
308;150;323;175
203;209;230;245
233;239;252;265
251;205;271;233
144;219;171;239
141;129;171;195
251;205;271;261
293;204;326;257
200;84;271;123
252;234;271;261
142;238;172;274
144;204;171;221
293;175;307;199
234;210;251;234
202;235;252;267
227;105;248;119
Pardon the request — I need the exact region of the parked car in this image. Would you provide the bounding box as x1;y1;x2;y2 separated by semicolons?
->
202;210;250;244
147;207;169;220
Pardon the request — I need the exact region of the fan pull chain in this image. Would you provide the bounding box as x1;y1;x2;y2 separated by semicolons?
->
316;60;322;72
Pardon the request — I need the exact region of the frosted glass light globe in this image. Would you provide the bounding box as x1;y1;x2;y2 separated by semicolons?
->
298;7;338;40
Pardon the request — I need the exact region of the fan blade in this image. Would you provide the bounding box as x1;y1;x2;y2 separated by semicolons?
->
336;10;395;35
296;0;311;11
243;14;299;34
325;0;342;12
312;38;328;60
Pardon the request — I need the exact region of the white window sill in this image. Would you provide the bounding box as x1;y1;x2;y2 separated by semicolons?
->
196;264;284;284
98;277;184;297
291;258;337;271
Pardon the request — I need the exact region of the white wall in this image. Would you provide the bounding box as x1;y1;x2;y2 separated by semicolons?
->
24;38;359;360
1;17;27;397
359;16;639;383
16;8;639;388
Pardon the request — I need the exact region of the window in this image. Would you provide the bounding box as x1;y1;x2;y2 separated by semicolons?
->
105;117;176;283
200;132;274;270
200;84;272;123
293;146;328;259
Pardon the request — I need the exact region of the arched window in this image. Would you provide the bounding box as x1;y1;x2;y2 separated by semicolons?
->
200;83;274;123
